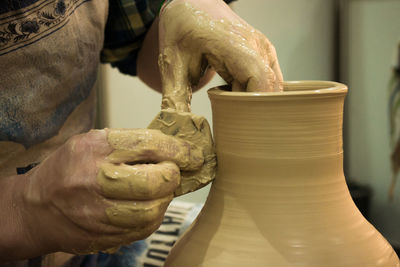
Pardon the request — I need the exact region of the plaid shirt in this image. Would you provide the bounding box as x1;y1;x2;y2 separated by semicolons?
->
101;0;236;75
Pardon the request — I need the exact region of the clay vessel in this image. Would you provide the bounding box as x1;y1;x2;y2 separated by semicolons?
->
165;81;400;266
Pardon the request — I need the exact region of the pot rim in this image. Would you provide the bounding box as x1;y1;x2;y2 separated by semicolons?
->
208;80;348;99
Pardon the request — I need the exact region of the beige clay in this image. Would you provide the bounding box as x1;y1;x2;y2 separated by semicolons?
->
99;162;176;228
97;129;205;235
165;81;400;266
148;110;216;196
158;1;283;112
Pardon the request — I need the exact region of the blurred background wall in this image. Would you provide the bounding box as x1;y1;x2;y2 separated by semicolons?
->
340;0;400;246
96;0;400;249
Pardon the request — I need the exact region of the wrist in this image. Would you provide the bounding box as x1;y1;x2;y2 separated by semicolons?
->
20;168;55;257
0;173;47;262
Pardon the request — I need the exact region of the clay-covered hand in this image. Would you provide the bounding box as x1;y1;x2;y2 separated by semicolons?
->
158;0;284;111
18;129;203;255
148;110;216;196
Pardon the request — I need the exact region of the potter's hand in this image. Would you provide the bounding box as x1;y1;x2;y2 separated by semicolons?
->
18;129;203;255
149;110;216;196
159;0;284;111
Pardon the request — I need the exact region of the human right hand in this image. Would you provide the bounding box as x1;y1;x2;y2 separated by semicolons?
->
17;129;203;256
158;0;284;112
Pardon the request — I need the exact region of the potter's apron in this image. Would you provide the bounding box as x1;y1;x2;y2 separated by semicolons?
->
0;0;108;266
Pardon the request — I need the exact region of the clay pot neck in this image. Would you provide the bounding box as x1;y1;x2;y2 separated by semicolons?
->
209;82;347;161
208;81;348;196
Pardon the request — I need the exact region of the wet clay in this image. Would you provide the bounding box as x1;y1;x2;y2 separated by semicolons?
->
105;129;203;170
158;1;283;112
104;194;172;229
97;129;203;232
164;81;400;267
148;110;216;196
98;161;180;201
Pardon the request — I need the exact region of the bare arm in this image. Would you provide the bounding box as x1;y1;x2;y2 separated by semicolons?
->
0;174;43;261
136;17;162;92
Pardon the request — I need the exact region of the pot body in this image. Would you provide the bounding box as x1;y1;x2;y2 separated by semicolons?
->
165;81;400;266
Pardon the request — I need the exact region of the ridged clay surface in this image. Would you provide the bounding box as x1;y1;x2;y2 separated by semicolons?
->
165;81;400;267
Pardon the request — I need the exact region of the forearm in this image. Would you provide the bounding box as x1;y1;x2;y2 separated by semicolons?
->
137;17;162;92
0;174;43;262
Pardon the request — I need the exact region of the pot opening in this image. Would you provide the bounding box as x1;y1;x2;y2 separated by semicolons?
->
208;80;347;99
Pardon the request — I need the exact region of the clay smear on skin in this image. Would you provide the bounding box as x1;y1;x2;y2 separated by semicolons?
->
97;130;185;234
148;110;216;196
159;1;283;112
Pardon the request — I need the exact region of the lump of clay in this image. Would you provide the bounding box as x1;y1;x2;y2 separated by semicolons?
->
148;110;216;196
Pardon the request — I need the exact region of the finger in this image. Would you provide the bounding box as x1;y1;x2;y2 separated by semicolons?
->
159;47;192;112
270;58;284;91
118;220;162;242
205;53;245;92
69;221;161;254
245;64;278;93
205;53;234;86
193;66;216;92
188;53;207;87
260;35;284;91
205;40;262;92
66;203;131;235
117;219;162;244
205;53;246;93
202;24;283;92
105;129;204;171
86;221;162;253
104;195;172;228
98;161;180;200
159;3;194;112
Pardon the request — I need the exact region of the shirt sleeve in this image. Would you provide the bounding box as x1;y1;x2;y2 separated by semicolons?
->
101;0;237;76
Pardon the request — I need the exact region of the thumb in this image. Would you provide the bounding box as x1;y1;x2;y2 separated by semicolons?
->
159;46;192;112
